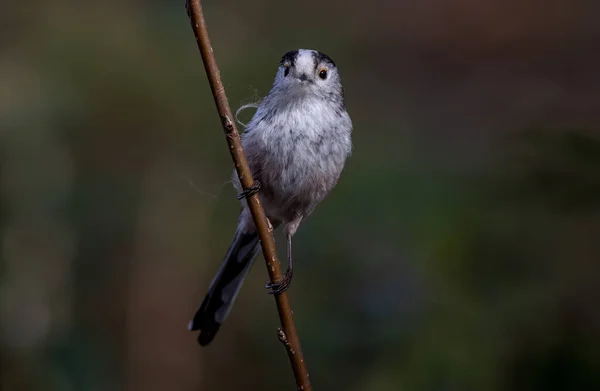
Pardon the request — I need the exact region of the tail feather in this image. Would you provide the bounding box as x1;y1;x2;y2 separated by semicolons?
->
189;227;261;346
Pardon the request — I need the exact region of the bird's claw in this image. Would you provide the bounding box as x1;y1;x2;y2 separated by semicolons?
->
237;180;261;200
265;269;293;295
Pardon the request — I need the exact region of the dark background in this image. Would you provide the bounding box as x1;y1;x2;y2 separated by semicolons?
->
1;0;599;390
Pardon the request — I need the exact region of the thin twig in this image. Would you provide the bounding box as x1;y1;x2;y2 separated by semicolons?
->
185;1;313;390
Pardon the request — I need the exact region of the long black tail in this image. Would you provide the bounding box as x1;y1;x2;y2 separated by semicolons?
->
188;227;261;346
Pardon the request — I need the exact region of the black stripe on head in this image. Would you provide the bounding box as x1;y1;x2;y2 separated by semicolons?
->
280;50;299;67
311;50;336;71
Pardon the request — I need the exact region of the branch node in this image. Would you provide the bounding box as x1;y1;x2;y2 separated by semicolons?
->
222;114;234;131
278;328;296;355
267;217;274;233
277;328;288;344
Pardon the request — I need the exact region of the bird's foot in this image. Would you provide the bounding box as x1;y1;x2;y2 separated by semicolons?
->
266;269;293;295
237;180;261;200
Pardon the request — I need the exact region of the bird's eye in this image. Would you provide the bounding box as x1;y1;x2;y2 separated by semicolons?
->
283;65;290;77
318;68;328;80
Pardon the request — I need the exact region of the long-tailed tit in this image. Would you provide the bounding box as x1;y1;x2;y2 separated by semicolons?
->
189;49;353;346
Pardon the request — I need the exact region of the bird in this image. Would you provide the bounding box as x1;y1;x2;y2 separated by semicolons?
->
189;49;353;346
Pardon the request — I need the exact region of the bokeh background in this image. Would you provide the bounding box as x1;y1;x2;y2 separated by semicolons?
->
1;0;600;390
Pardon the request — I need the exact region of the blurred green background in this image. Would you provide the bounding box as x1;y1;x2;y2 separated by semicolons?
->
1;0;599;390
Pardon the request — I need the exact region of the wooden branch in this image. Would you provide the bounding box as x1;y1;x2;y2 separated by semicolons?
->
185;1;313;389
